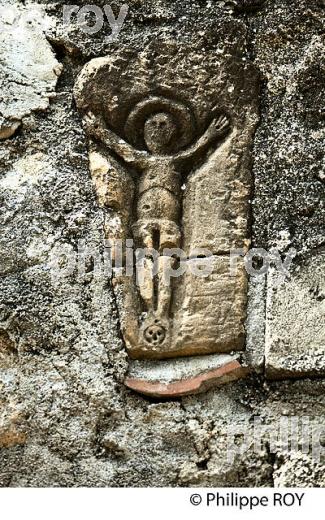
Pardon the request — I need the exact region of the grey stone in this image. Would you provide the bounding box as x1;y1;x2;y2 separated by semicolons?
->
266;252;325;378
0;2;62;138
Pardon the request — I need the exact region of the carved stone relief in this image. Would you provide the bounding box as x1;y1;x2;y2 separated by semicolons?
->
74;41;260;396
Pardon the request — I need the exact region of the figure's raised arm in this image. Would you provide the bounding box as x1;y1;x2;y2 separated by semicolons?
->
174;114;230;166
83;112;148;168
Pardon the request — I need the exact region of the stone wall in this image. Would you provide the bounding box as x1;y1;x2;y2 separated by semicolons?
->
0;0;324;486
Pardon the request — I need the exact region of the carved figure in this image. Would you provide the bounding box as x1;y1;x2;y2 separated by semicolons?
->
73;47;260;393
83;96;230;340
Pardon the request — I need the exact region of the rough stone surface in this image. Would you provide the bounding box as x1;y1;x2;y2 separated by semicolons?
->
0;0;324;487
266;252;325;378
0;2;62;138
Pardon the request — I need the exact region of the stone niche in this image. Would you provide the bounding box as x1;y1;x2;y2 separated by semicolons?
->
74;40;260;397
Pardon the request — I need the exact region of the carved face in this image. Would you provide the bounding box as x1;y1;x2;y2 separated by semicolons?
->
144;112;177;154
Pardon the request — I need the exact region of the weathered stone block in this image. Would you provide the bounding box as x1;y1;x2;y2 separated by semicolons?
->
266;253;325;378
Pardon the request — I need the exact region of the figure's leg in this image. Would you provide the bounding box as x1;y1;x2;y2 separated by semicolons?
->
136;256;154;310
133;219;181;319
132;220;155;250
159;219;181;251
154;220;181;319
156;255;175;319
133;220;157;311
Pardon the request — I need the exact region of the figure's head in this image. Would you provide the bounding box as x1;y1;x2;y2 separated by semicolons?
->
144;112;177;154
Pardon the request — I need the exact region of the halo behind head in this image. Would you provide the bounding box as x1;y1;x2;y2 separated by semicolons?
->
124;96;196;153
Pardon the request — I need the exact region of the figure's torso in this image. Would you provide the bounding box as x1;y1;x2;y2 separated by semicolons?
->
137;157;182;223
